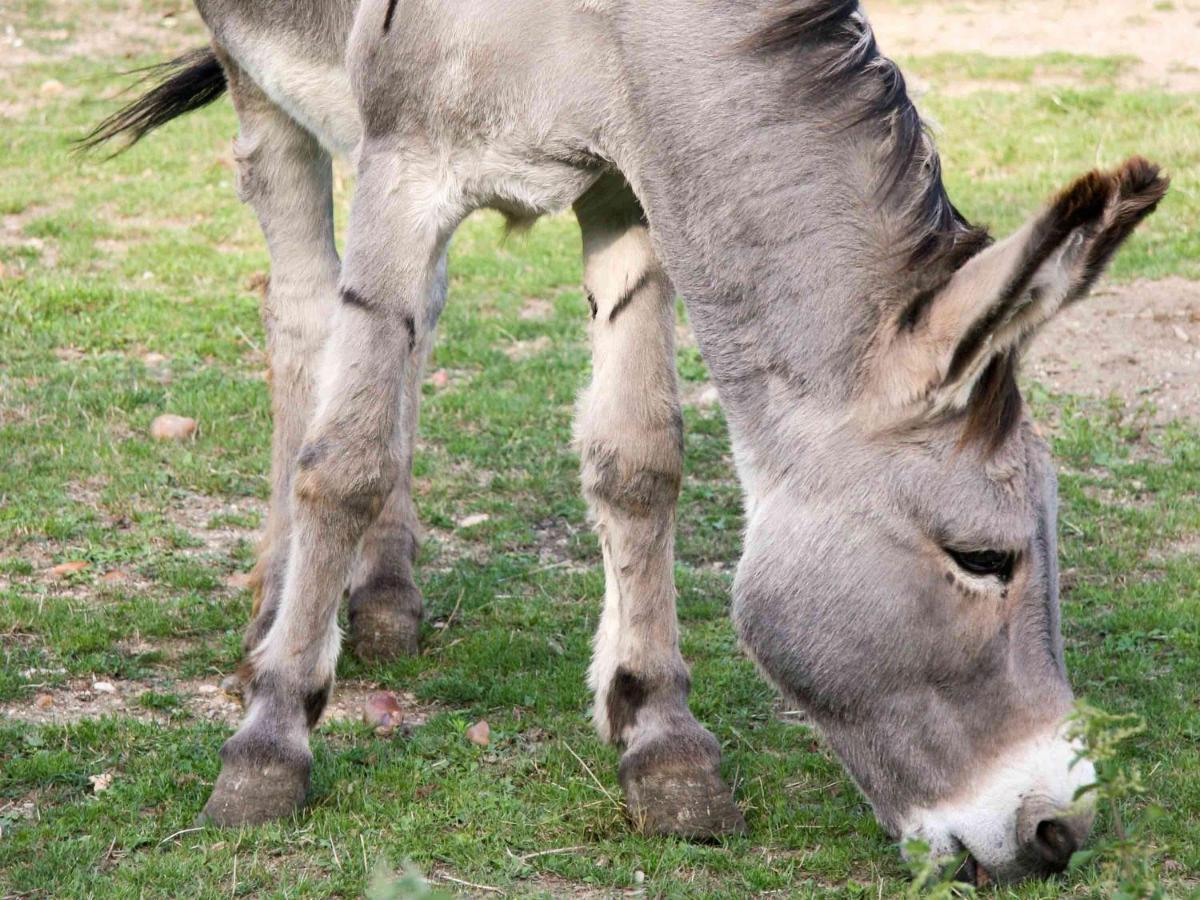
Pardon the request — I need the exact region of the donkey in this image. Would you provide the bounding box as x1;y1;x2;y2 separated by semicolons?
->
85;0;1167;884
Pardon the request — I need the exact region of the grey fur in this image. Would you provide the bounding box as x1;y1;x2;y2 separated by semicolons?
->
89;0;1165;879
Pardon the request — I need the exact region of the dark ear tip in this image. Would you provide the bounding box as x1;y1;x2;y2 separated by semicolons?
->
1051;169;1114;231
1115;155;1170;207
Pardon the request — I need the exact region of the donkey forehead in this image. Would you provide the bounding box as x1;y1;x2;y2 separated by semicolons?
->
852;417;1053;547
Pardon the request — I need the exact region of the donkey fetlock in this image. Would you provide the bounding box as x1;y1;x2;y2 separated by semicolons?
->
606;667;746;838
199;671;331;827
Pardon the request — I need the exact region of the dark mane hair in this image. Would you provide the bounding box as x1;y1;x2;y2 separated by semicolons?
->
744;0;991;287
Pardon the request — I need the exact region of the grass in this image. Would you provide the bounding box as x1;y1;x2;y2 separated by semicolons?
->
1;2;1198;896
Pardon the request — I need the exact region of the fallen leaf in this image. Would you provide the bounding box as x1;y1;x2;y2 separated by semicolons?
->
100;570;129;584
34;693;53;710
457;513;490;529
465;719;490;747
226;572;254;590
88;772;114;793
150;414;197;441
48;560;88;578
40;79;65;96
363;691;405;733
142;352;168;367
429;368;450;389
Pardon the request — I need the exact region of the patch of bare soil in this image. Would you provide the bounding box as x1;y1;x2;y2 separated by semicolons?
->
868;0;1200;92
1025;279;1200;423
2;676;431;730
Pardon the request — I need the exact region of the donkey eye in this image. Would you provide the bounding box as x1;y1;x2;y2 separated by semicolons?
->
945;547;1016;582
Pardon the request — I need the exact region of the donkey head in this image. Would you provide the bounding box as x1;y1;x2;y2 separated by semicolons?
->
733;157;1167;883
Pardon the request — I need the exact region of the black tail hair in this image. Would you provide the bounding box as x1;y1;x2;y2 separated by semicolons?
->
78;47;227;154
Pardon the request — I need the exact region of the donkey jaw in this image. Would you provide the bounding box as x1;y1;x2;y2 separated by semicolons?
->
897;723;1097;884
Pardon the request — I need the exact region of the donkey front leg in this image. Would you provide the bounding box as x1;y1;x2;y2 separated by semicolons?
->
199;148;453;826
574;176;746;839
346;253;446;660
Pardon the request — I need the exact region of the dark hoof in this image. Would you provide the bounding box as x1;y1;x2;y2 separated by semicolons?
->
348;601;421;662
197;739;311;827
619;736;747;839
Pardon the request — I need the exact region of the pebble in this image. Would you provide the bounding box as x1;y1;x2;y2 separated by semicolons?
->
39;79;64;96
150;414;197;441
100;570;129;584
196;684;218;695
92;681;116;694
465;719;490;747
634;870;645;885
695;384;720;408
363;691;405;733
457;513;490;529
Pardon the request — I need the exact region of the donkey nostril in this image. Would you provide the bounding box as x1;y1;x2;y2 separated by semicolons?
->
1034;819;1077;871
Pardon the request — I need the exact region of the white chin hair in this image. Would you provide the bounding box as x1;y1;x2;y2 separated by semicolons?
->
898;724;1097;883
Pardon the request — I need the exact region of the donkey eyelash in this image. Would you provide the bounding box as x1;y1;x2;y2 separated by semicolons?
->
944;547;1017;582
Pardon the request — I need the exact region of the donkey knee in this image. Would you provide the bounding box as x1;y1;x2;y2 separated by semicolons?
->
293;437;399;525
582;412;683;517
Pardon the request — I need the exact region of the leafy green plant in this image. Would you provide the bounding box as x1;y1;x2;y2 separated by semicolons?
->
1067;703;1166;900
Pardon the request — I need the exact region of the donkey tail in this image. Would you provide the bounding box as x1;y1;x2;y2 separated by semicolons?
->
78;47;227;153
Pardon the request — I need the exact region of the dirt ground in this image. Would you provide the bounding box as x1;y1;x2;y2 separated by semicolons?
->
869;0;1200;92
1027;279;1200;422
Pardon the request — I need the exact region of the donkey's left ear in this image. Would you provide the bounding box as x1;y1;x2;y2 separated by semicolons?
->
874;156;1168;415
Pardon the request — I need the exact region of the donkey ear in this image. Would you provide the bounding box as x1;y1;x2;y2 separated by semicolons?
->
874;157;1168;416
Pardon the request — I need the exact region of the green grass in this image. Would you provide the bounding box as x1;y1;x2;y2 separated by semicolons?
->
1;3;1198;897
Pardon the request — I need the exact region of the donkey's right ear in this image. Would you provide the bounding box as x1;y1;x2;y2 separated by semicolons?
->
867;157;1168;419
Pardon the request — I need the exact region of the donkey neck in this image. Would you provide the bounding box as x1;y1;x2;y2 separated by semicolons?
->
609;0;969;473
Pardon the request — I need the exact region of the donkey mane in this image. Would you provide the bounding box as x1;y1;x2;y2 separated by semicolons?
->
745;0;990;285
747;0;1024;451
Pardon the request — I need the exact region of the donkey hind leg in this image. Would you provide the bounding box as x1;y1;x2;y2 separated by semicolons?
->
220;57;431;670
199;148;454;827
346;253;446;661
216;55;340;659
574;175;746;839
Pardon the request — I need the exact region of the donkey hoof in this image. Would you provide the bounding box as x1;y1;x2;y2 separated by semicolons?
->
197;741;311;827
619;741;747;839
348;600;421;662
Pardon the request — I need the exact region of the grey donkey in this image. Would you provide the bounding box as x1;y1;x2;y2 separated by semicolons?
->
84;0;1167;884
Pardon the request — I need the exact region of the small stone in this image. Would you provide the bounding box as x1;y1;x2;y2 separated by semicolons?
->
196;684;218;695
695;384;720;408
429;368;450;389
465;719;490;747
457;513;490;529
1173;325;1189;342
48;560;89;578
39;79;65;96
100;570;129;584
34;693;53;710
88;772;114;793
363;691;405;733
226;571;254;590
150;414;197;441
142;352;168;366
633;870;645;885
92;681;116;694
